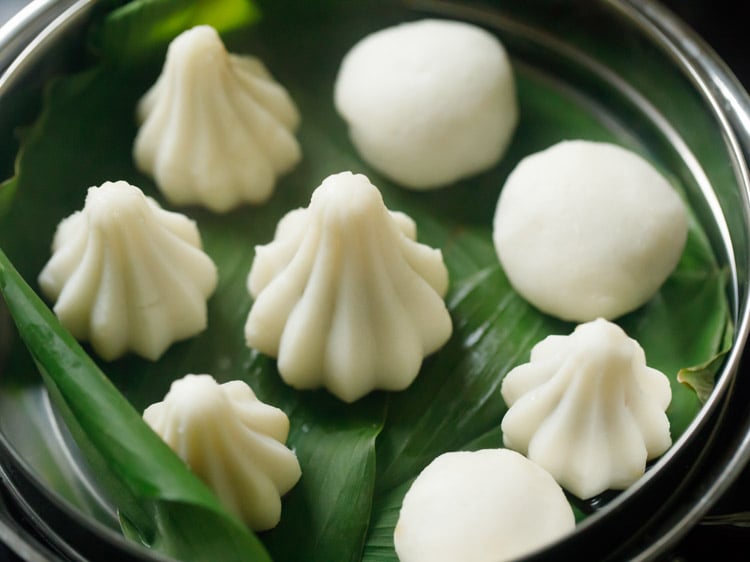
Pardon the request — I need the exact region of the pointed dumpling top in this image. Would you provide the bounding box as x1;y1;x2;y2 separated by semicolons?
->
134;25;301;212
38;180;218;361
143;374;302;530
245;171;452;403
500;318;672;499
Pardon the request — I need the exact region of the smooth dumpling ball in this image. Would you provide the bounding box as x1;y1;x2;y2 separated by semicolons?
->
492;140;688;322
334;19;518;190
394;449;575;562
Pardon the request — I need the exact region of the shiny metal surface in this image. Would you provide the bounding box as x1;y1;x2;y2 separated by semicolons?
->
0;1;78;74
1;1;749;560
609;2;750;557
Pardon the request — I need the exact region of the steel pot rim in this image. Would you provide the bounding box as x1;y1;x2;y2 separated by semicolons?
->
1;1;750;560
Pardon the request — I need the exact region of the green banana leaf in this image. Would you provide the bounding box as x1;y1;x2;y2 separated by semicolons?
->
0;0;732;561
90;0;260;64
0;249;272;562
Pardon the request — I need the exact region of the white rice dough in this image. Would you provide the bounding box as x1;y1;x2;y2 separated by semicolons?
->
501;318;673;499
493;140;688;321
334;19;518;189
394;449;575;562
38;181;218;361
143;374;301;530
134;25;301;212
244;171;452;402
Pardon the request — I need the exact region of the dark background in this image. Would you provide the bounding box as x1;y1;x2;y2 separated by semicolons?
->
1;0;749;560
663;0;749;86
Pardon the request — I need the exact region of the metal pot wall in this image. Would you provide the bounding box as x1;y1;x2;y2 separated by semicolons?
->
1;1;749;560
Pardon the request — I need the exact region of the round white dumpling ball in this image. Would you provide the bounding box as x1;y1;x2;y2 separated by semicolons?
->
394;449;575;562
493;140;688;322
334;19;518;190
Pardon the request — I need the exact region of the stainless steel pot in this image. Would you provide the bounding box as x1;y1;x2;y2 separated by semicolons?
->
1;1;749;560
